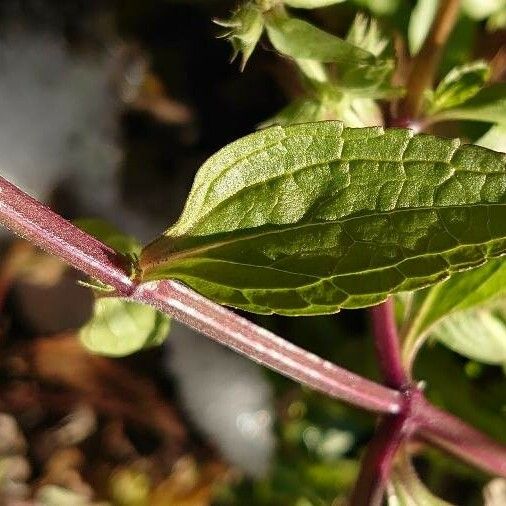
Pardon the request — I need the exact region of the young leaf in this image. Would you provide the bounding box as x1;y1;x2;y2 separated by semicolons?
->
388;456;454;505
74;218;141;257
264;14;374;65
433;84;506;125
428;61;490;114
80;298;171;357
140;121;506;316
215;2;264;70
408;0;438;56
432;306;506;366
404;258;506;344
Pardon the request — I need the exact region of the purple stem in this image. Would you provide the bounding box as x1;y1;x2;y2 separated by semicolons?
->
416;398;506;478
370;298;407;388
132;280;400;413
0;176;134;296
350;413;411;506
0;175;401;415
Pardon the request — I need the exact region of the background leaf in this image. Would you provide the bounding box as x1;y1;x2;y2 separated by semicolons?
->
428;61;490;114
80;298;171;357
432;306;506;366
433;84;506;125
388;455;454;506
408;0;438;56
140;121;506;315
74;218;141;256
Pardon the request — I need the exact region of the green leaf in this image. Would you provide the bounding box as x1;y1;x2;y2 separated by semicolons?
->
433;83;506;125
284;0;346;8
74;218;141;257
477;124;506;153
140;121;506;316
401;257;506;363
80;298;171;357
405;258;506;340
215;2;264;70
408;0;438;56
260;92;382;128
346;14;389;58
264;14;374;65
264;13;397;96
428;61;490;114
462;0;505;20
432;305;506;366
388;456;454;506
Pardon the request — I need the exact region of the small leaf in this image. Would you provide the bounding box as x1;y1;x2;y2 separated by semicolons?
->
408;258;506;338
428;61;490;114
284;0;346;7
140;121;506;315
432;306;506;366
215;2;264;70
264;14;374;65
346;13;390;58
74;218;141;257
408;0;438;56
388;456;454;505
80;298;171;356
433;83;506;125
401;258;506;358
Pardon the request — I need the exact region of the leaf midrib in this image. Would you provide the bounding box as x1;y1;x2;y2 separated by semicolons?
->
146;201;506;273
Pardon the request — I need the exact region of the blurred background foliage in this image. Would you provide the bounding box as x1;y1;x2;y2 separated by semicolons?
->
0;0;504;504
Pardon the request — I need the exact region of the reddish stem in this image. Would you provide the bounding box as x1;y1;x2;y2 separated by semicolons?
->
416;398;506;478
350;414;410;506
132;280;400;413
0;176;133;296
370;298;407;389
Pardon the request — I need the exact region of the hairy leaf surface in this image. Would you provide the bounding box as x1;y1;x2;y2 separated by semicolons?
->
140;121;506;315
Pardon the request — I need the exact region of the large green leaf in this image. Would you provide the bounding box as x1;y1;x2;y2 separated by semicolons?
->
80;298;171;357
433;84;506;125
140;121;506;315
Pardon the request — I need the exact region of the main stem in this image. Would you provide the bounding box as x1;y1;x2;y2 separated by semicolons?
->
0;175;400;414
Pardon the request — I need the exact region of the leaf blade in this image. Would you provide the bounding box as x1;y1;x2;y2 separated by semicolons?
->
80;298;171;357
141;121;506;315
